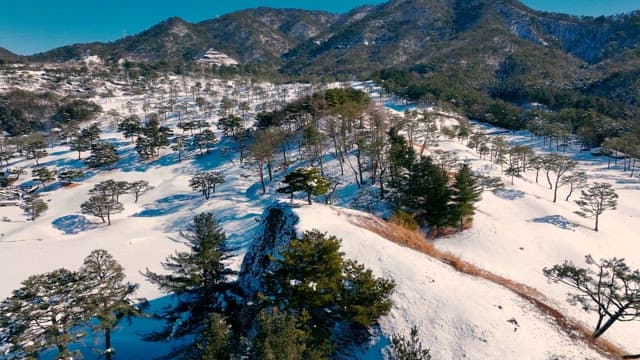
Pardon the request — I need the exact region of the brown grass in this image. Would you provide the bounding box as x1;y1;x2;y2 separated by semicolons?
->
343;211;625;359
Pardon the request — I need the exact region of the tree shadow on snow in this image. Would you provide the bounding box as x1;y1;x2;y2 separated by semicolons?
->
492;188;525;200
52;214;101;235
530;215;578;231
134;193;201;217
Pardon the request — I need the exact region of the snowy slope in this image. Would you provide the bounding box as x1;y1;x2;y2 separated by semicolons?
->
292;204;606;359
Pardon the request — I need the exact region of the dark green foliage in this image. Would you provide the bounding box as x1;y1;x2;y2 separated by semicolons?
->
136;118;172;159
20;195;48;221
263;230;394;356
0;90;100;136
80;250;141;360
386;326;431;360
251;310;309;360
0;269;88;359
388;126;416;191
143;213;236;341
0;251;140;360
85;141;119;169
450;164;482;230
80;195;124;225
196;313;233;360
218;115;243;137
58;169;84;185
401;157;452;235
277;167;331;205
118;115;142;140
32;167;56;186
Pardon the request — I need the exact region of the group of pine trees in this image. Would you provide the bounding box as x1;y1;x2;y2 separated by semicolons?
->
0;212;398;359
80;179;153;225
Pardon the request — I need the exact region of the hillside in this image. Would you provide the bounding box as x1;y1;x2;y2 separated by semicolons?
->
0;47;22;63
28;9;338;65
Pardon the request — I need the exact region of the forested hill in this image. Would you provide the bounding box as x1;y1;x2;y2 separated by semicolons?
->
9;0;640;122
0;47;23;63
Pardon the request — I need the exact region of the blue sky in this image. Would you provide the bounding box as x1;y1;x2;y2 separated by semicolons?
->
1;0;638;55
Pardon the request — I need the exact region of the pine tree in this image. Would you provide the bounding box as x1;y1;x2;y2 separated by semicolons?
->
118;115;142;141
450;164;482;231
20;195;48;221
32;167;56;187
90;179;131;201
264;230;394;356
86;141;119;169
196;313;233;360
129;180;153;203
402;157;451;237
543;153;577;203
574;182;618;231
57;168;84;185
561;171;588;201
385;326;431;360
80;195;124;225
277;167;331;205
69;135;91;160
251;310;308;360
189;171;225;200
0;269;88;359
143;213;236;343
80;250;141;360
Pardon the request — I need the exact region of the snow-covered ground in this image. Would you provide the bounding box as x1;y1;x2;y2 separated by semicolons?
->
1;78;639;358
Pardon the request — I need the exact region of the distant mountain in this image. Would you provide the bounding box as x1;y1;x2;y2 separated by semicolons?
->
0;47;23;63
29;9;338;67
20;0;640;108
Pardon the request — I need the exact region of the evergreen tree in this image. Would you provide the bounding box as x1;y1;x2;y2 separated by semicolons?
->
118;115;142;141
194;129;217;155
57;168;84;185
189;171;225;200
171;134;189;162
69;135;91;160
20;195;48;221
574;182;618;232
86;141;119;169
388;126;415;191
561;171;588;201
385;326;431;360
402;157;451;237
32;167;56;187
90;179;130;201
129;180;153;203
450;164;482;230
196;313;233;360
251;310;308;360
277;167;331;205
0;269;88;359
80;250;141;360
143;213;236;343
264;230;394;356
80;195;124;225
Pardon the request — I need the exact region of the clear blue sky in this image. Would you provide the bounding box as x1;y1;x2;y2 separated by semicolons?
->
1;0;638;55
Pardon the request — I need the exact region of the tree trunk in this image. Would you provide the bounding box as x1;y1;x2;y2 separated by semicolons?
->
307;192;312;205
259;163;266;194
594;213;599;232
565;183;574;201
107;211;111;225
105;328;112;360
593;306;628;338
553;174;560;203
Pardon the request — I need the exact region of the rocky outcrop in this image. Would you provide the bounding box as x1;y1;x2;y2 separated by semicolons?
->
238;203;299;296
